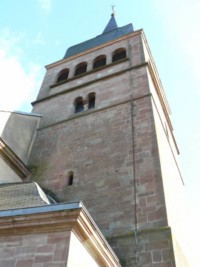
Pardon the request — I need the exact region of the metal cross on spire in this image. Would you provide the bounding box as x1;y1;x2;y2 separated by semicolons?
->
111;5;115;16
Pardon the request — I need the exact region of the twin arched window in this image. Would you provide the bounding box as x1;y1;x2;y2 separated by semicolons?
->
74;93;96;113
88;92;96;109
74;97;84;113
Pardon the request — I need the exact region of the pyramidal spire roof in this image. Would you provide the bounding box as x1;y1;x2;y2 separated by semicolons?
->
103;14;118;33
63;15;134;59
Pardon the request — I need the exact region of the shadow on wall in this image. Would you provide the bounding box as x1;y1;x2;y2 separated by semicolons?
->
0;110;41;164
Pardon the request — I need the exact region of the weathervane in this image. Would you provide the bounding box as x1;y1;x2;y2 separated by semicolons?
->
111;5;115;16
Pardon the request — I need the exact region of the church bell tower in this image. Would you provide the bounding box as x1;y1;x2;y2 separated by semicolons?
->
28;14;190;267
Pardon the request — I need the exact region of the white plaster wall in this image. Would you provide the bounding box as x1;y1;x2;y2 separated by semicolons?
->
0;157;22;183
148;74;192;266
0;111;41;163
67;232;98;267
0;111;10;136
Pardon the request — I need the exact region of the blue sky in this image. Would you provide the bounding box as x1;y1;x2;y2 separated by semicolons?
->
0;0;200;264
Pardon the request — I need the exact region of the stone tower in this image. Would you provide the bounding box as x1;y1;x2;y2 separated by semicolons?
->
28;15;190;266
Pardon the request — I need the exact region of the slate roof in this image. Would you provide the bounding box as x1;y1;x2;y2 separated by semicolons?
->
0;182;50;210
103;14;118;33
63;15;134;59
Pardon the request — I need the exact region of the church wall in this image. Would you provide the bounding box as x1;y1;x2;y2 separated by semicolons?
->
0;231;70;267
29;98;172;266
0;111;41;163
67;232;98;267
32;70;132;129
0;230;107;267
29;55;168;230
29;101;136;236
29;67;170;267
132;94;168;230
35;33;143;102
147;72;191;266
0;157;22;183
107;227;176;267
27;31;186;266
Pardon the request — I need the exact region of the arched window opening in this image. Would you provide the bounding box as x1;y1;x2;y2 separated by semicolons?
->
74;97;84;113
56;69;69;83
67;171;74;186
74;62;87;76
93;55;106;69
88;93;96;109
112;48;127;62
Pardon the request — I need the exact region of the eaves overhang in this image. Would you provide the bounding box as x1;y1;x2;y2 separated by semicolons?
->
0;201;121;267
63;23;133;59
45;29;143;70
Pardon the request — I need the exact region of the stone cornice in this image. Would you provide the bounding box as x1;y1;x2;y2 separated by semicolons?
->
0;202;121;267
0;138;30;179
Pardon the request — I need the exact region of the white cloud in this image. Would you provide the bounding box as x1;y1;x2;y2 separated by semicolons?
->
37;0;53;14
0;28;24;58
0;29;42;112
33;32;46;46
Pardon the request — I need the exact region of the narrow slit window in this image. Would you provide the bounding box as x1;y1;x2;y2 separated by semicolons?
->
67;171;74;186
93;55;106;69
57;69;69;83
112;48;126;62
74;97;84;113
68;173;73;186
88;93;96;109
74;62;87;76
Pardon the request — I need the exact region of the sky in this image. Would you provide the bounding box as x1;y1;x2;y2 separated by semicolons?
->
0;0;200;264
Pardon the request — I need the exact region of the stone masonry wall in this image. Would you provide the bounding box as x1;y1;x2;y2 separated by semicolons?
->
29;94;170;266
0;231;70;267
29;102;135;237
107;227;176;267
28;32;177;266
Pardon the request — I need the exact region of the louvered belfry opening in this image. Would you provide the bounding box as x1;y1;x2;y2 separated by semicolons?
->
57;69;69;83
112;48;126;62
93;55;106;69
74;62;87;76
